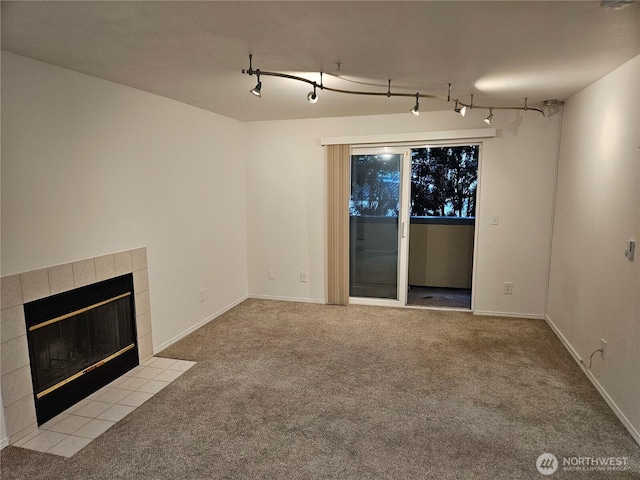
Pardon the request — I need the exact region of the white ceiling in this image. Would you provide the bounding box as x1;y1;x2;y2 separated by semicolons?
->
2;1;639;122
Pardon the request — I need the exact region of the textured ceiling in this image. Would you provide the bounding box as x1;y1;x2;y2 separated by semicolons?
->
2;1;639;121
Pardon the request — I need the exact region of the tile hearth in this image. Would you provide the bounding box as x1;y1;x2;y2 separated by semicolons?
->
12;356;195;457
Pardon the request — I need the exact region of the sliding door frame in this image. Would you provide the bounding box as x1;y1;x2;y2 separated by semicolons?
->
349;141;484;312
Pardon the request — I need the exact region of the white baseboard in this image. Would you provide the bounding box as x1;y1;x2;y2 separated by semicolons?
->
473;309;545;320
545;314;640;446
1;436;9;450
248;294;325;304
153;294;249;355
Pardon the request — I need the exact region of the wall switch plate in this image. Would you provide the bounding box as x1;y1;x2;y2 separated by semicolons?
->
268;270;275;280
199;288;205;302
300;271;309;282
491;214;499;225
600;338;607;359
503;282;513;295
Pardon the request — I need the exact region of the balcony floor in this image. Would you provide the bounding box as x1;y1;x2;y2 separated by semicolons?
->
407;286;471;309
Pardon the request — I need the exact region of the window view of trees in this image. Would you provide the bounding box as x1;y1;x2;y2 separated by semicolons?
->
350;154;401;217
411;146;478;217
349;146;478;218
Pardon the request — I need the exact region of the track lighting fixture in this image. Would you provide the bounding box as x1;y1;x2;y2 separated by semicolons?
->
307;84;318;104
484;109;493;125
241;55;545;118
250;71;262;97
411;93;420;116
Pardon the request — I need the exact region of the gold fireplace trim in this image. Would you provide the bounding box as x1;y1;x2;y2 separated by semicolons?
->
28;292;132;332
35;343;135;399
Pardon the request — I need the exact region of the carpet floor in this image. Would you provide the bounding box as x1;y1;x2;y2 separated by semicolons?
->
2;299;639;479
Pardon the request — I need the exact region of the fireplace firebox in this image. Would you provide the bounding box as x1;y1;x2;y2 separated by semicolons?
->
24;274;139;425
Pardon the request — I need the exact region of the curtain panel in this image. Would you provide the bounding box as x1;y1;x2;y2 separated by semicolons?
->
326;144;351;305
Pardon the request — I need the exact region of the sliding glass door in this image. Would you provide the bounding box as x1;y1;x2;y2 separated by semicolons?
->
349;149;407;300
348;144;479;309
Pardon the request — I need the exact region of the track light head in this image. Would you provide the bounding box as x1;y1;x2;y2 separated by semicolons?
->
454;100;466;117
411;93;420;116
250;82;262;97
484;109;494;125
250;71;262;97
307;84;318;103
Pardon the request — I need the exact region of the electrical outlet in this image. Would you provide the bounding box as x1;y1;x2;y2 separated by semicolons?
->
268;270;275;280
300;271;309;282
199;288;205;302
503;282;513;295
600;338;607;359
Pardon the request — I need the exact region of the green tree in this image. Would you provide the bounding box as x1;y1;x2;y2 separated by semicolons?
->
350;155;400;216
410;146;478;217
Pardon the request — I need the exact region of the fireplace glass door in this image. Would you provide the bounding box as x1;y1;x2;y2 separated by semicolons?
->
30;294;134;397
24;273;139;424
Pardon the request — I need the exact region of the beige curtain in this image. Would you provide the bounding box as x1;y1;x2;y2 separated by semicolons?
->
326;144;351;305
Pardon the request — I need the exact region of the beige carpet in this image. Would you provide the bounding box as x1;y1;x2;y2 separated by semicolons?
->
2;299;639;479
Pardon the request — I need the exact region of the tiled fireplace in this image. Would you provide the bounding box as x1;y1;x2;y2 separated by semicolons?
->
1;248;153;445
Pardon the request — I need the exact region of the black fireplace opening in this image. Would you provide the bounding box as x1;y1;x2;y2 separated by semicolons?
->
24;274;139;425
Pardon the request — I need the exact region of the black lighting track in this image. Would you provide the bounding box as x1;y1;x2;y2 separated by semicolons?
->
241;54;545;117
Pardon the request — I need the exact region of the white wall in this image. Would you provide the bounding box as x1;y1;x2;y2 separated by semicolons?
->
244;109;561;316
547;56;639;440
1;52;249;351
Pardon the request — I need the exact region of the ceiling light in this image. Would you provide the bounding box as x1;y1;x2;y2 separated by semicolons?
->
484;109;493;125
250;72;262;97
411;94;420;116
242;56;545;117
307;84;318;103
250;82;262;97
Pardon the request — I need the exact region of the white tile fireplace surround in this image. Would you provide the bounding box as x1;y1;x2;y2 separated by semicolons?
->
1;248;154;445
